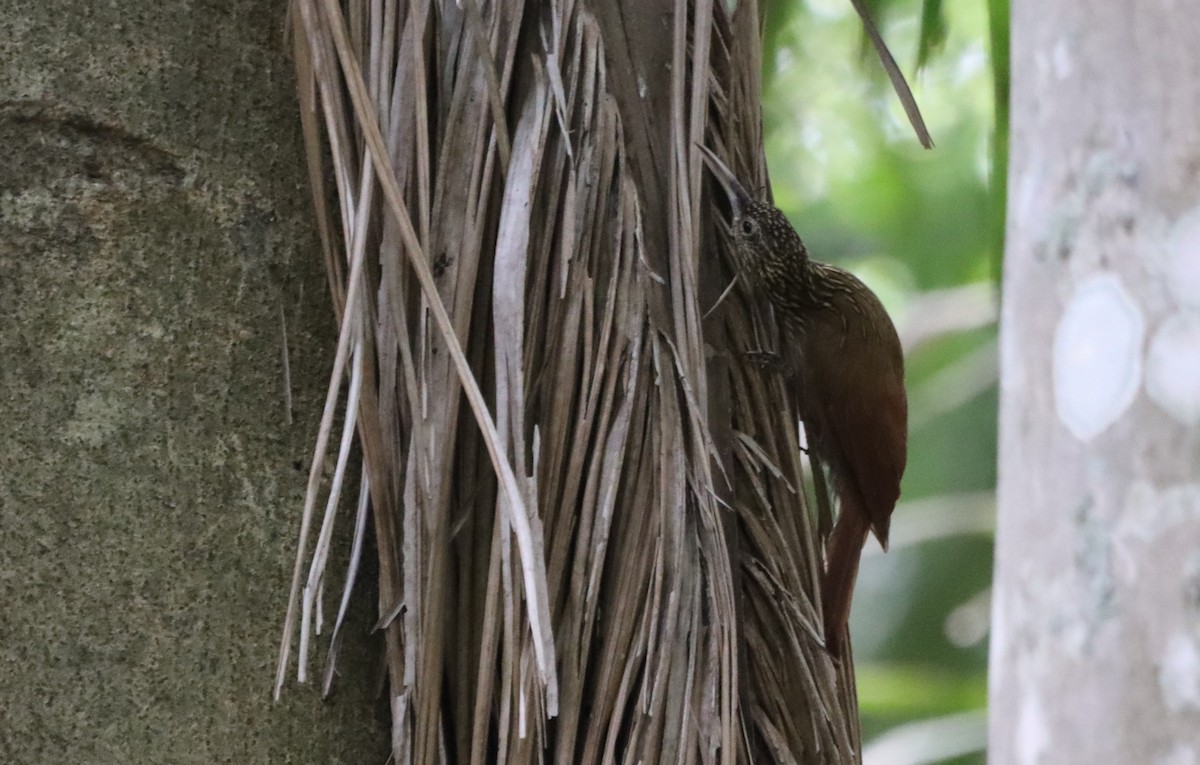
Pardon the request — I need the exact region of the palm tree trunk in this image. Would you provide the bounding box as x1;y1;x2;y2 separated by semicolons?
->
281;1;862;762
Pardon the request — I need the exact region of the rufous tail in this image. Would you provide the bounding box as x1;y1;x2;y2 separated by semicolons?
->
821;502;872;658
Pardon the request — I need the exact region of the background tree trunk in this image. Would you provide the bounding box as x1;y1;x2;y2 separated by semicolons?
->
0;1;388;761
991;2;1200;761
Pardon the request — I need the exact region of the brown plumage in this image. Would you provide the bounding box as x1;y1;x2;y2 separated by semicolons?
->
700;146;907;657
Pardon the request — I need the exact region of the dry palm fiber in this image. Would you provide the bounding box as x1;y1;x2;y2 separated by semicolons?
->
273;0;925;762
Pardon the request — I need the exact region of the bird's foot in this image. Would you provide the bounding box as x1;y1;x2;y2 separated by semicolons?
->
743;349;786;372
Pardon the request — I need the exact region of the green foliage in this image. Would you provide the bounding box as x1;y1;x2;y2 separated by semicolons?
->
855;663;988;719
761;0;1008;761
917;0;947;70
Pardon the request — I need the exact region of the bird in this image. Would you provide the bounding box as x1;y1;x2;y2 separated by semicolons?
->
699;145;908;657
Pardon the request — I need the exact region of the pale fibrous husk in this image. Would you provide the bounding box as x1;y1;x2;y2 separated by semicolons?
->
274;1;881;762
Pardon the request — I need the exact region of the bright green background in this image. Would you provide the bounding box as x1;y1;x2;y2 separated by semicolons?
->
762;0;1008;762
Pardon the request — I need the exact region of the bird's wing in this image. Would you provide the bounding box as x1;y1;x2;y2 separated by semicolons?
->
801;302;907;548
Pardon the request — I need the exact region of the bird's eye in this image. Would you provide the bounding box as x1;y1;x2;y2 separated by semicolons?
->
740;219;755;236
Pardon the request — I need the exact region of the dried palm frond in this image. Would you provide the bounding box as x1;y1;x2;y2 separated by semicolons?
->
274;1;882;762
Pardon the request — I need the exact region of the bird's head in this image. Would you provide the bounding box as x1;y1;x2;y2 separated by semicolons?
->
698;145;810;290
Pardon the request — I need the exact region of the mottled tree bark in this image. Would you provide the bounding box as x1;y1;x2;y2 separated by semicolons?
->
0;2;387;761
992;2;1200;762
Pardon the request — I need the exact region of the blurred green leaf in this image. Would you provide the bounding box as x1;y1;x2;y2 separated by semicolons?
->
856;664;987;719
917;0;948;70
986;0;1011;281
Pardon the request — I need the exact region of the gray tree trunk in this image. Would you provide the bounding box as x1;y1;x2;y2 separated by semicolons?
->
991;2;1200;762
0;1;387;761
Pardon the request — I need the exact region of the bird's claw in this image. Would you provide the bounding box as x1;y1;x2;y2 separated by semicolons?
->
743;349;786;371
